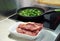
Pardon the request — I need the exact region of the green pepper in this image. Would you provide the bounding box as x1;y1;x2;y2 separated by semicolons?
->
19;8;43;17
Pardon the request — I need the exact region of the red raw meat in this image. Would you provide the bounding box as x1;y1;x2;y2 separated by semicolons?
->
16;22;43;36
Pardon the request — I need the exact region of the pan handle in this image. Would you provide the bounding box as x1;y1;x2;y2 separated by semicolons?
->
43;9;60;16
43;9;60;23
42;10;54;23
43;9;60;30
55;9;60;12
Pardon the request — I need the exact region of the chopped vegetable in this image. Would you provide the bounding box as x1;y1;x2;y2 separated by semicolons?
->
18;8;43;17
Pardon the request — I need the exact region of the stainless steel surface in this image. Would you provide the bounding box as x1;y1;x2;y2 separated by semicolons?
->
0;13;16;21
0;18;59;41
0;15;7;21
16;0;36;9
0;19;16;41
0;0;17;21
0;0;17;11
54;24;60;35
36;30;57;41
55;33;60;41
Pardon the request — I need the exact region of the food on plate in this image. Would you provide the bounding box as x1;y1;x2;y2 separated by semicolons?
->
16;22;43;36
18;8;43;17
37;0;60;6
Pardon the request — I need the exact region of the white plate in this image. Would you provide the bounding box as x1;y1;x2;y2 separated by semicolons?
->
9;22;45;40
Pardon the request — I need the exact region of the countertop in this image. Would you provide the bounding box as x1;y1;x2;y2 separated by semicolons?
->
0;19;58;41
0;15;7;21
0;19;16;41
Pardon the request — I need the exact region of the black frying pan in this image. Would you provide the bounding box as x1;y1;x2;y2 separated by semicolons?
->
17;7;45;23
